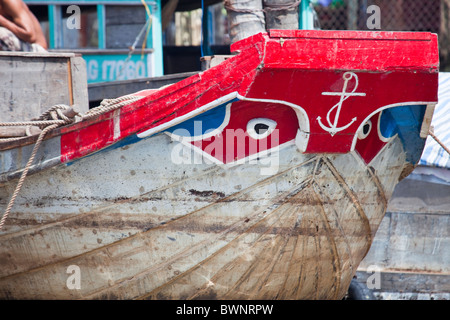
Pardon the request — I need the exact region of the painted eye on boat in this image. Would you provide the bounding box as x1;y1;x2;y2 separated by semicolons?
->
247;118;277;140
358;120;372;140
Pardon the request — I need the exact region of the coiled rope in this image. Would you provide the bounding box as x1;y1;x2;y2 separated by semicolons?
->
0;94;143;230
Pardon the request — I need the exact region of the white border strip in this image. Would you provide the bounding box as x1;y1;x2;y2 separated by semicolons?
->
350;101;435;151
137;92;239;139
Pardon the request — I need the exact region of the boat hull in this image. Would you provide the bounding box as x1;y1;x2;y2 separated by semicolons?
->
1;131;407;299
0;30;439;299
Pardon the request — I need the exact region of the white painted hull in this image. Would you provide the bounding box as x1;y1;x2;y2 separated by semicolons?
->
0;132;406;299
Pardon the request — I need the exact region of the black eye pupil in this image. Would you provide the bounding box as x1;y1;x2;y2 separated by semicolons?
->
255;123;269;134
363;123;370;135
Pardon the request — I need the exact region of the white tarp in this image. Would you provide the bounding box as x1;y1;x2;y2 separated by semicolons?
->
419;72;450;169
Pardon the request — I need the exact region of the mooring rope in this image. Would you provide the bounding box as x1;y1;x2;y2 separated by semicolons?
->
0;123;59;230
429;127;450;156
83;94;143;120
0;94;144;230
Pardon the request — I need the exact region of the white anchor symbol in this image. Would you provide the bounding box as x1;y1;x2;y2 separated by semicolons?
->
317;72;366;136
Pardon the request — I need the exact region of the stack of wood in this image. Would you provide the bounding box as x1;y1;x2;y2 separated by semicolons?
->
0;52;88;138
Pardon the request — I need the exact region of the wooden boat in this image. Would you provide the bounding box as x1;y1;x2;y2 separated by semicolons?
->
0;30;439;299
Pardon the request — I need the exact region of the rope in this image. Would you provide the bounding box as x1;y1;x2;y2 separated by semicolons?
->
0;119;68;127
0;96;144;139
0;124;58;230
83;94;144;120
116;2;153;80
140;0;153;57
429;127;450;156
0;104;79;230
0;95;144;230
0;105;76;143
34;104;79;121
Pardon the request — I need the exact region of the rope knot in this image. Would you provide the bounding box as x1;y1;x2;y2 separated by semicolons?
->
33;104;79;129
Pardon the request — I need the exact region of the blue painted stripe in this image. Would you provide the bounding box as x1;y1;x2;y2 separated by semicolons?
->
165;100;235;137
380;105;427;165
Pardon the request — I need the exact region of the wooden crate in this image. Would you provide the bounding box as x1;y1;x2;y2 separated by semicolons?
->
0;51;88;123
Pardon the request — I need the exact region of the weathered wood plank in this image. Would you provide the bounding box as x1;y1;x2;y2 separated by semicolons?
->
0;52;88;123
355;270;450;294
